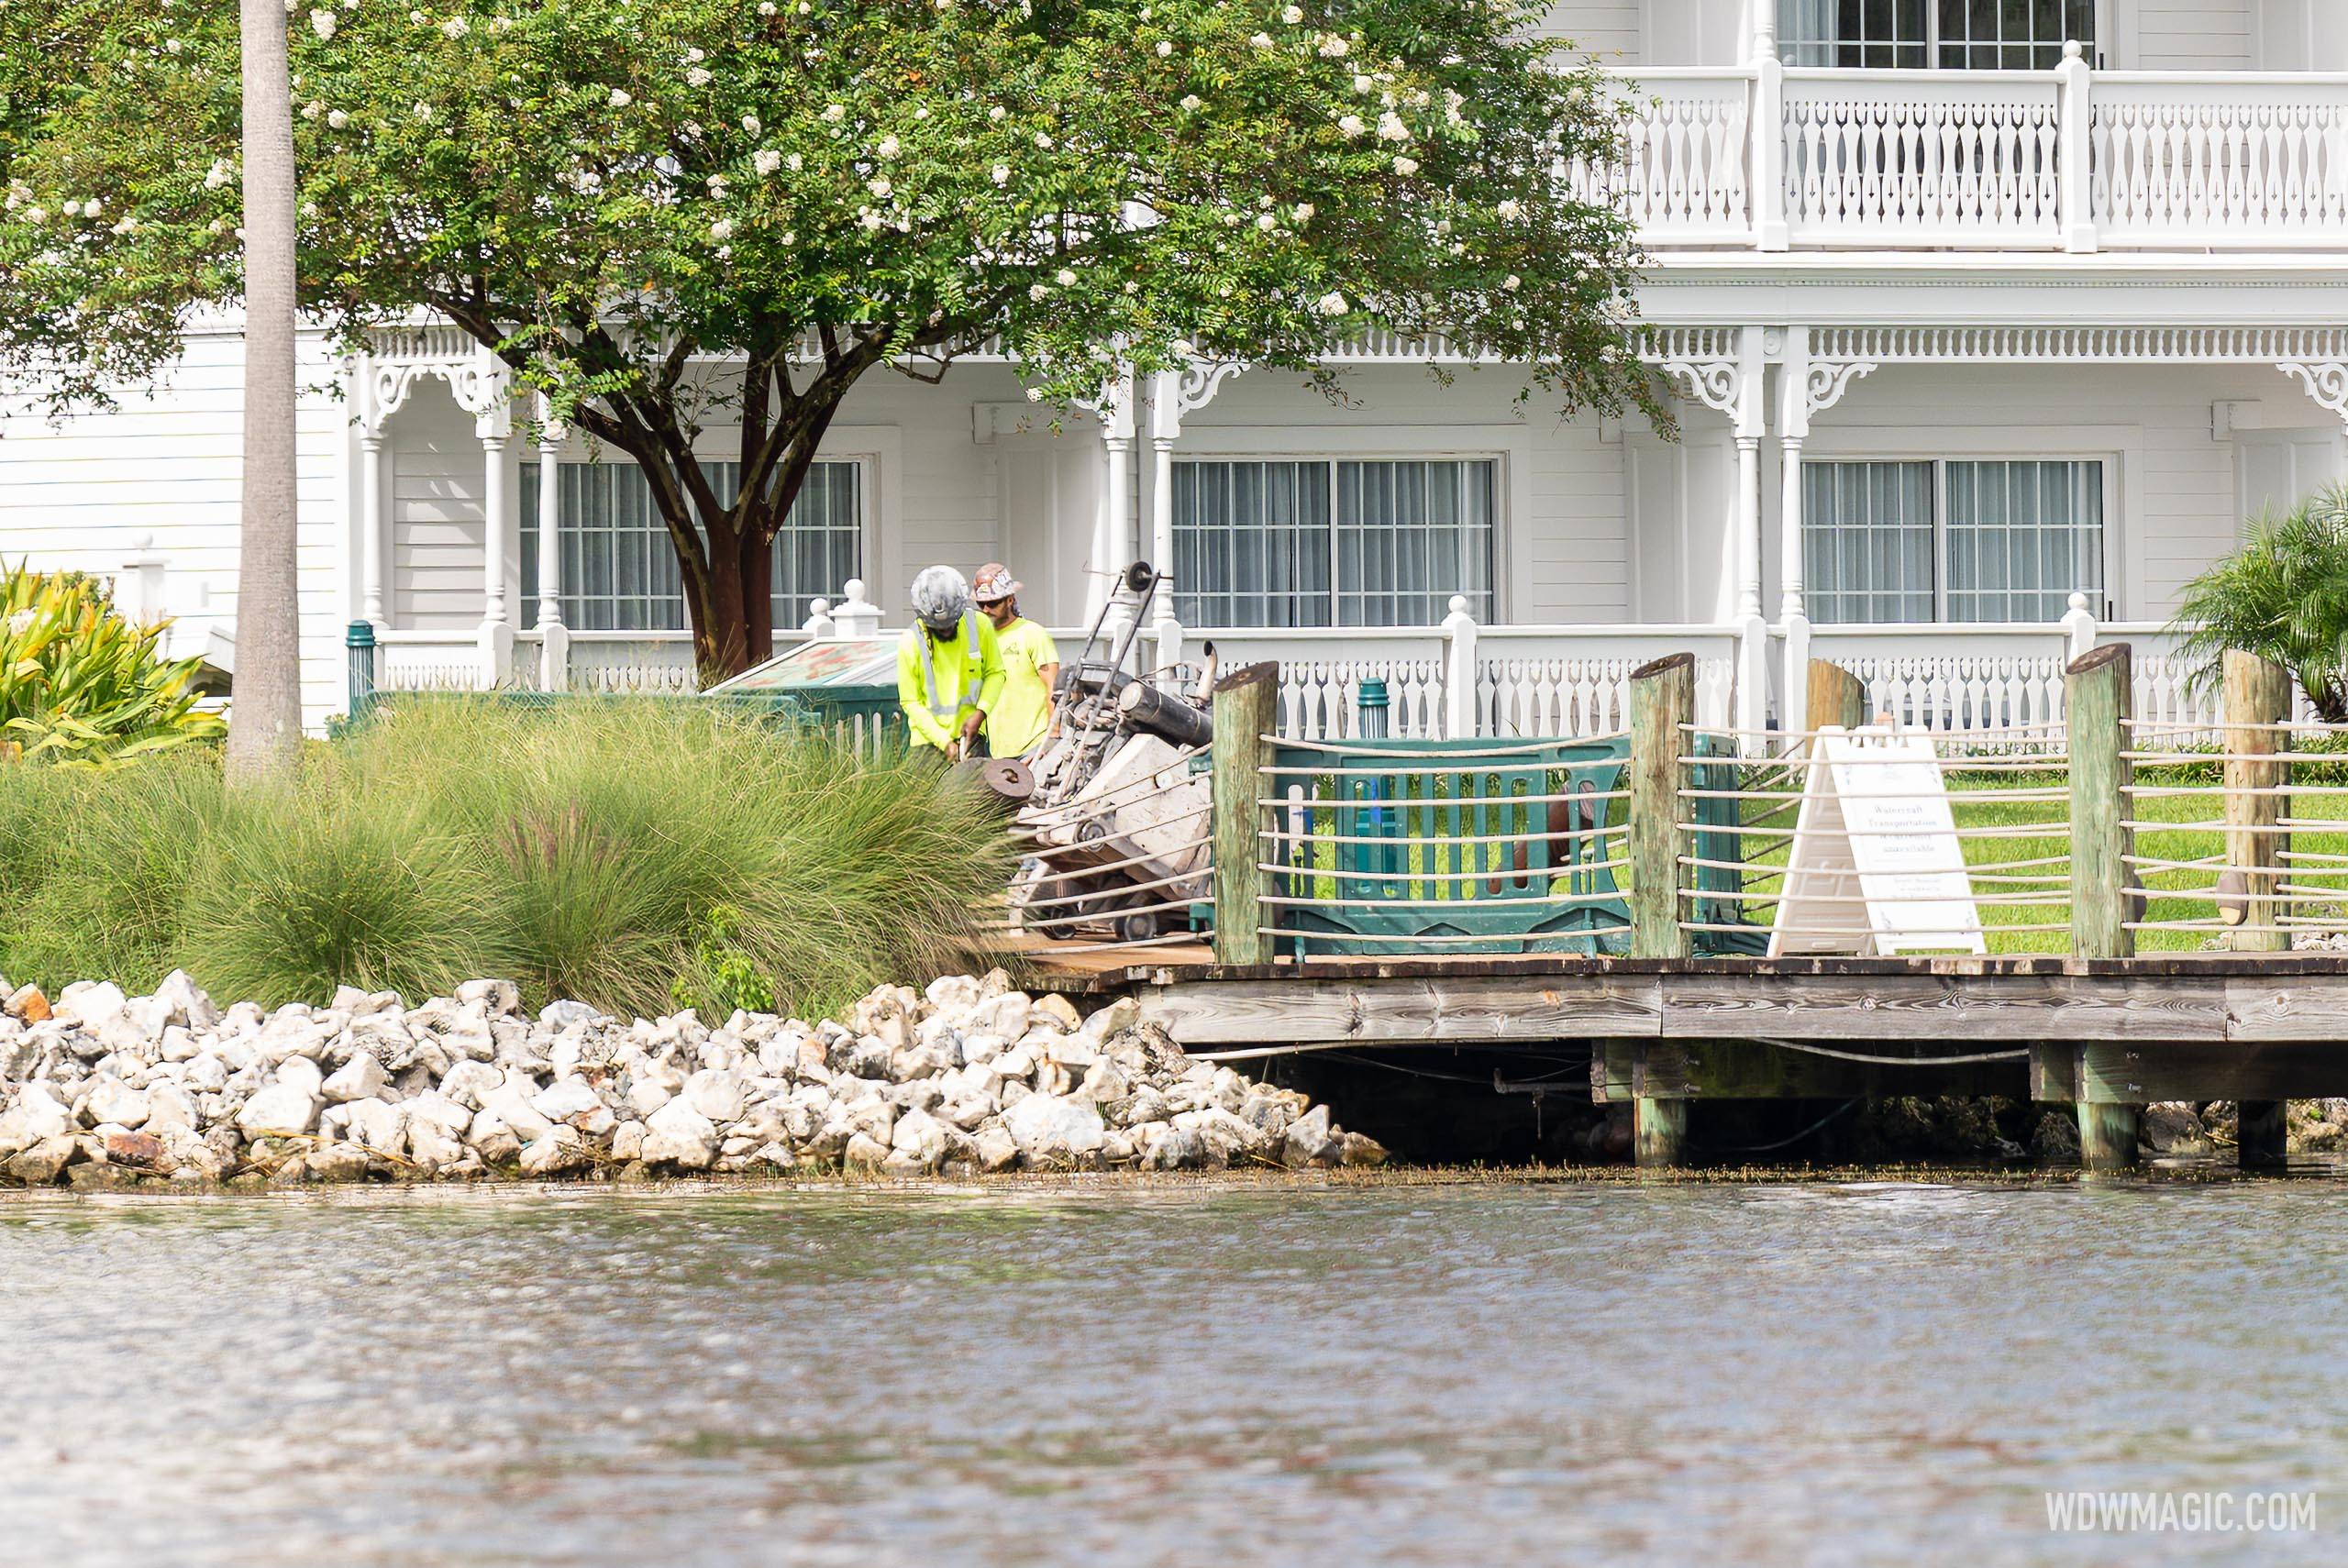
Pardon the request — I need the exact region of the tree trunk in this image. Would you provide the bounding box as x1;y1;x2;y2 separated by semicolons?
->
224;0;303;783
694;522;753;680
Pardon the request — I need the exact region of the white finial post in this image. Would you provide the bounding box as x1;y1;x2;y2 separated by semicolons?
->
832;579;882;637
2056;39;2098;254
1751;9;1788;249
2063;590;2099;664
116;534;167;624
1441;594;1480;739
802;597;836;639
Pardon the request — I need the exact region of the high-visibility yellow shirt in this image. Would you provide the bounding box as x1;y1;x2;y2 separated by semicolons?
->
896;614;1004;752
987;618;1060;756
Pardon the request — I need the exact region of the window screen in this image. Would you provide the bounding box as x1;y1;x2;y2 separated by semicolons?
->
1172;458;1499;628
1802;457;2105;624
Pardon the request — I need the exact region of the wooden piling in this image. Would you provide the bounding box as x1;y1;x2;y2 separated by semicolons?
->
2067;644;2135;962
1211;662;1280;967
1805;657;1866;732
2239;1099;2290;1170
2222;648;2291;952
2067;644;2139;1166
1634;1095;1687;1169
1628;654;1696;962
2221;650;2294;1171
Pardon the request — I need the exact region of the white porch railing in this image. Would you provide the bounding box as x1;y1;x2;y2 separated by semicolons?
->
1591;57;2348;253
1474;625;1737;738
1189;605;1738;741
1786;600;2295;739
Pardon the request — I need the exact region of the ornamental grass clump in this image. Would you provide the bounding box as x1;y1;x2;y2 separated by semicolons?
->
0;698;1012;1017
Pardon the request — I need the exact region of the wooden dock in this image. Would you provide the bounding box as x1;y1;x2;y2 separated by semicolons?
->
1016;952;2348;1171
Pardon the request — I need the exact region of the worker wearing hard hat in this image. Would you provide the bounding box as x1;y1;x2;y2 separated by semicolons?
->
898;565;1004;760
971;563;1059;758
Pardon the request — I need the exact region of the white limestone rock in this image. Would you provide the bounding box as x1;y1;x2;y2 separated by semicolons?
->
682;1066;747;1123
1004;1093;1105;1166
321;1053;388;1104
519;1126;591;1176
237;1080;322;1137
80;1079;150;1131
643;1097;718;1169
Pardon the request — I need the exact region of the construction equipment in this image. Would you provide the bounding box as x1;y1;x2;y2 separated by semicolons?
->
1004;560;1215;945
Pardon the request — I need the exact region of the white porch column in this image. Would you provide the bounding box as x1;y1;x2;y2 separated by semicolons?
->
1146;369;1187;680
352;352;396;626
359;433;388;625
1732;327;1769;746
1092;368;1137;631
1777;326;1813;737
1141;361;1246;681
534;397;570;691
474;392;515;688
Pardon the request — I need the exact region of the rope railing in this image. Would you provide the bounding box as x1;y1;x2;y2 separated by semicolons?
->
1009;646;2348;971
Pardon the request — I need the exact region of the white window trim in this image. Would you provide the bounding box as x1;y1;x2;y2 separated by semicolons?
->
1167;422;1529;624
1778;0;2114;69
1800;423;2142;619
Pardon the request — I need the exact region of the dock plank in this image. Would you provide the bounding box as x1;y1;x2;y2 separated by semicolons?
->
1656;972;2232;1043
1135;976;1662;1046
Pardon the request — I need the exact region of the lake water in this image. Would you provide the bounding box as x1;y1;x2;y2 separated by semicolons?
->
4;1176;2344;1566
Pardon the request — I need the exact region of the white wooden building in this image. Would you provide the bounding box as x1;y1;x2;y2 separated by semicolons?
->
4;0;2345;735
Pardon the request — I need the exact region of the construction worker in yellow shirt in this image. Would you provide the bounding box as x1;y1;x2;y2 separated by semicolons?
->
896;565;1004;760
971;562;1060;758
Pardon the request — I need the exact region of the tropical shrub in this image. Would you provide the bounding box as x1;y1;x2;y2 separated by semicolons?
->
2174;485;2348;721
0;560;224;766
0;698;1011;1019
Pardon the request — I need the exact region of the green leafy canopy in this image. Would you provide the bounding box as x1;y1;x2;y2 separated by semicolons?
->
3;0;1658;668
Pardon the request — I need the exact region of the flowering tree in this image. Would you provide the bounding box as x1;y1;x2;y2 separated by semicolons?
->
4;0;1656;676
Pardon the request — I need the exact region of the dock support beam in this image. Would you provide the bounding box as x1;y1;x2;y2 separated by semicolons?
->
1211;662;1279;966
2240;1100;2290;1170
1634;1096;1687;1169
2068;645;2140;1168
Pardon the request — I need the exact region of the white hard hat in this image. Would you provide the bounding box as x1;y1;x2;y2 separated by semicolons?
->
910;565;970;633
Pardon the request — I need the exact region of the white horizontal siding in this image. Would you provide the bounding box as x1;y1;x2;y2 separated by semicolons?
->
1174;365;1633;625
2132;0;2254;69
390;383;492;632
0;326;351;731
1533;0;1644;59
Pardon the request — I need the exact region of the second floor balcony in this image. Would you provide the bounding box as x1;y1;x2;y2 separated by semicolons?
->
1586;50;2348;256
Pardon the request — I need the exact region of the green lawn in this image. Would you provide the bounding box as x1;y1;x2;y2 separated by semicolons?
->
1259;752;2348;955
1728;762;2348;955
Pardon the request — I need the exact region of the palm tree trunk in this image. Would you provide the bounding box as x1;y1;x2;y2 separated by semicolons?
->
224;0;303;783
